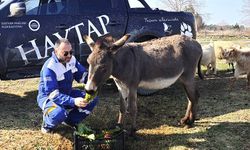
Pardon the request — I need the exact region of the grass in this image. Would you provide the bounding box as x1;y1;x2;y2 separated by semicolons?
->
0;41;250;149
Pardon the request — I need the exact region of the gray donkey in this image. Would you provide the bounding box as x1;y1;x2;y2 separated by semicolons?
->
83;34;203;136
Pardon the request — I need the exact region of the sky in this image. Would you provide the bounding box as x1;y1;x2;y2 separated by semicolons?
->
201;0;246;26
129;0;248;26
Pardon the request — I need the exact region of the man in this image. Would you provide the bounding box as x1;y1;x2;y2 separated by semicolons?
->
37;38;98;133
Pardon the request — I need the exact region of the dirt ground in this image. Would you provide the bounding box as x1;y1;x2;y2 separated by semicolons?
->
0;60;249;150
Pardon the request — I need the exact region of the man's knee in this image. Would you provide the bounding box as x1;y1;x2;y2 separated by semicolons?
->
45;106;67;125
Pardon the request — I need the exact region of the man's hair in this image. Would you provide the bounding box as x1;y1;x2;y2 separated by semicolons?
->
54;38;71;49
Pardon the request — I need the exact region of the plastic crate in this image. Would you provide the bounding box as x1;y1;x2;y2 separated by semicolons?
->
73;130;126;150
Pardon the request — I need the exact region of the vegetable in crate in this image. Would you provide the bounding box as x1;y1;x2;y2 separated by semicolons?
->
76;123;95;141
96;126;122;140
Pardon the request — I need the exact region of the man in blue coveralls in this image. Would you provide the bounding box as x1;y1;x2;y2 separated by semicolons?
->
37;38;98;133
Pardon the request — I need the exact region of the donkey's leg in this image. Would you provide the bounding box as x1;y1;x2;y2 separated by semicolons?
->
114;80;129;127
118;95;127;126
127;88;138;136
180;80;199;127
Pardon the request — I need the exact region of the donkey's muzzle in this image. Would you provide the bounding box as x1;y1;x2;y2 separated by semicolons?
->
85;89;96;95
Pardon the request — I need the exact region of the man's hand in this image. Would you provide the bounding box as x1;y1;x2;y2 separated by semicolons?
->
74;97;88;108
84;91;98;102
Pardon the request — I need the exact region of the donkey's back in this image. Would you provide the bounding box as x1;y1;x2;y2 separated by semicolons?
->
117;35;203;89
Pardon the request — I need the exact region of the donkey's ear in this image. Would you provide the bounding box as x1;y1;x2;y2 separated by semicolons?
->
113;34;130;46
110;34;131;53
83;35;95;51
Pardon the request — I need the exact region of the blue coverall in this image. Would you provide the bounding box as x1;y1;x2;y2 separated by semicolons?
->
37;52;98;129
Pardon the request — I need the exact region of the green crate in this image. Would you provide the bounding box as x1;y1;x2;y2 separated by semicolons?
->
73;129;126;150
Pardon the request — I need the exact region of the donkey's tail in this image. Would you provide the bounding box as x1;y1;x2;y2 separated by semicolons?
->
197;54;204;80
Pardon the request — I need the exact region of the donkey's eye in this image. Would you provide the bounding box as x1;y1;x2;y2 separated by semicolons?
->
98;65;107;73
101;67;107;73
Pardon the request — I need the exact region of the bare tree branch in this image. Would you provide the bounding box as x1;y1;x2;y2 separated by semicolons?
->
241;0;250;25
164;0;190;11
159;0;202;12
159;0;206;31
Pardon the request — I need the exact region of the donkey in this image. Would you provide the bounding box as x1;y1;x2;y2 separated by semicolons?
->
83;34;203;136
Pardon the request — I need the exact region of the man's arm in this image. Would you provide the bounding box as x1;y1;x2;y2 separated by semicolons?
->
74;60;88;83
43;68;75;107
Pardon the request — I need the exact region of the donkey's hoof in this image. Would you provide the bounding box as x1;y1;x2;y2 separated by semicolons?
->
179;118;188;125
179;118;195;128
184;124;193;129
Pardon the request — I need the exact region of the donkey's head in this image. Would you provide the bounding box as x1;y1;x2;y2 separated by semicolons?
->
83;34;130;93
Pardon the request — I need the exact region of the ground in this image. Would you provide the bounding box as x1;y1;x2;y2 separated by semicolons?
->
0;50;249;149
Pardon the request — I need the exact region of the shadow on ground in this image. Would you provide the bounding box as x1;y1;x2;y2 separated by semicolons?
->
0;90;41;130
88;70;249;130
126;122;250;150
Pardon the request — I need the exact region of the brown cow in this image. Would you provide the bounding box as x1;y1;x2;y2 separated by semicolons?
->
218;47;235;73
83;34;203;136
220;47;250;87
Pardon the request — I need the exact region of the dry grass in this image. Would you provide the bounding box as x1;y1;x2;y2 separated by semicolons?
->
0;40;250;150
197;35;250;59
198;29;250;41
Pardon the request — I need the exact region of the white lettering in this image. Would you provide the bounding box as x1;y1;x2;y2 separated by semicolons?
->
53;23;84;43
97;15;110;35
144;18;158;23
15;39;42;64
88;20;102;37
15;15;111;63
73;23;85;44
44;36;55;58
16;45;29;64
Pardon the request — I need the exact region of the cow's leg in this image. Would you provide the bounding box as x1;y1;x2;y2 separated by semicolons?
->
230;66;240;89
229;63;235;73
127;88;138;136
212;61;217;74
247;72;250;87
180;80;199;127
205;65;210;75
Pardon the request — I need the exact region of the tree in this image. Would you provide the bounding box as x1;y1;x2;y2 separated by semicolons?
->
159;0;203;12
233;23;240;30
159;0;205;31
242;0;250;26
161;0;190;11
195;13;204;31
